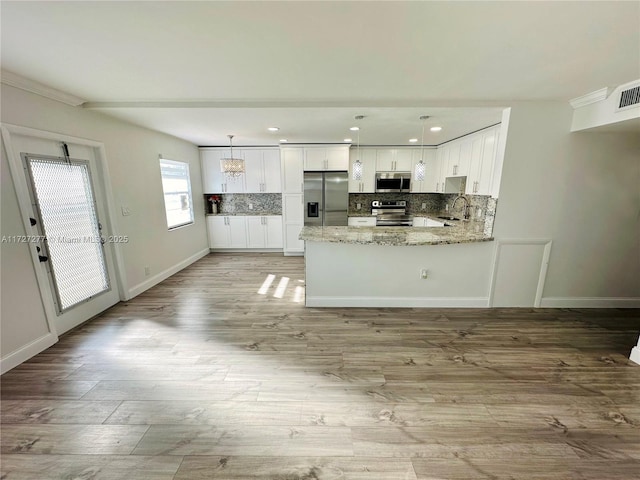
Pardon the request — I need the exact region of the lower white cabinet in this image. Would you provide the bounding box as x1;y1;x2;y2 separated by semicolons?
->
207;215;283;249
347;216;376;227
207;216;248;249
246;216;283;248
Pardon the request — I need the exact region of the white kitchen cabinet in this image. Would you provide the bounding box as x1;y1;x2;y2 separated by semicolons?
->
429;146;448;193
246;215;283;248
282;193;304;255
206;215;247;249
444;142;467;177
281;147;305;255
376;148;414;172
303;146;349;171
465;126;499;195
410;148;436;193
242;148;282;193
348;148;376;193
200;149;245;193
347;216;376;227
281;148;304;193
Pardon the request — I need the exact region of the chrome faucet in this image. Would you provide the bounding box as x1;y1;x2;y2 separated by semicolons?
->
451;194;471;220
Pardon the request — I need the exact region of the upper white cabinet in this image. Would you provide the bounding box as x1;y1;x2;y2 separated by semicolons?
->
201;147;281;194
410;148;436;193
303;146;349;171
281;148;304;193
376;148;414;172
201;149;245;193
466;126;500;195
348;148;376;193
243;148;281;193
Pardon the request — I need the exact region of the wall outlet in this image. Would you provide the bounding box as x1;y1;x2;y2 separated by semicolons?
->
476;207;482;217
421;203;426;210
356;203;362;210
420;269;428;279
445;204;449;212
144;266;150;277
248;203;253;210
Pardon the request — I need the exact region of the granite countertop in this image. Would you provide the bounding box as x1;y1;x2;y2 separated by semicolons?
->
299;220;493;246
206;211;281;216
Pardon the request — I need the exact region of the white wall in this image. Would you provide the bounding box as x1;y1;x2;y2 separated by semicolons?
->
494;101;640;306
1;85;208;368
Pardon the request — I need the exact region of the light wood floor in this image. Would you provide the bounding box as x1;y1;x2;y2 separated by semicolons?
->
2;253;639;479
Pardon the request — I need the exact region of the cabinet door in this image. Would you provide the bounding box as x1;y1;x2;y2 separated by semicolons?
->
457;139;472;177
477;129;498;195
262;149;282;193
281;148;304;193
304;148;328;170
265;216;283;248
429;146;448;192
326;147;349;170
375;149;394;171
227;216;247;248
206;216;229;248
394;149;413;171
465;136;484;195
447;142;461;176
282;194;304;253
242;150;263;193
245;216;266;248
201;150;227;193
349;148;376;192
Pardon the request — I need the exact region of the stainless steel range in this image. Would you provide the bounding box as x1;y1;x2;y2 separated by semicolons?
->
371;200;414;226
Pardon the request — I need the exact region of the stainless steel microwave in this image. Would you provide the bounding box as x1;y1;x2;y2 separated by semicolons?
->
375;172;411;193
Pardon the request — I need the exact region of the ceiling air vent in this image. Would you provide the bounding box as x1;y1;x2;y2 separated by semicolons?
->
618;85;640;111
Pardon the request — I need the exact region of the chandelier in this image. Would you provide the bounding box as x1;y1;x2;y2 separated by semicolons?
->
220;134;244;179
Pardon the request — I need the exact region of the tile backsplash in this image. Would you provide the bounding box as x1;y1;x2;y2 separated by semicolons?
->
349;193;492;216
205;193;282;215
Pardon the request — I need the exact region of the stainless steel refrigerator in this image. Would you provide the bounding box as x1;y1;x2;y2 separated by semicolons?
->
303;171;349;226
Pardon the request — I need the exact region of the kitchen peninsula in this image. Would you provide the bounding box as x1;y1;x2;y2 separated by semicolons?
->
300;217;497;308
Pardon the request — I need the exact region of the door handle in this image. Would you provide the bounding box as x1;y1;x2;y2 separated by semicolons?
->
36;248;48;262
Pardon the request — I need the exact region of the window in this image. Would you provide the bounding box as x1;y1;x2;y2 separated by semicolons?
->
159;158;194;229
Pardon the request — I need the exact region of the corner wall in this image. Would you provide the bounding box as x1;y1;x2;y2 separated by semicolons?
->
494;101;640;306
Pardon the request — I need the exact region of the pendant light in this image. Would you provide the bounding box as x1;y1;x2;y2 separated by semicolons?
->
415;115;429;181
351;115;364;181
220;134;245;180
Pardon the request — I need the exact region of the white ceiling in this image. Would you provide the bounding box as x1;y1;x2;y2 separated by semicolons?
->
1;1;638;146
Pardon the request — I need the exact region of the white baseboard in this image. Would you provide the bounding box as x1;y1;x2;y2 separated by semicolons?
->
630;346;640;366
126;248;210;299
1;332;58;374
305;296;490;308
284;251;304;257
540;297;640;308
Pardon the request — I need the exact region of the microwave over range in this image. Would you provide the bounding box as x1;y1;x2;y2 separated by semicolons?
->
375;172;411;193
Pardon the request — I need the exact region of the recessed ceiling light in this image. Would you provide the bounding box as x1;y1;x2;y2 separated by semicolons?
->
349;127;360;131
409;138;418;143
430;126;442;132
279;139;288;143
268;127;280;132
344;138;352;142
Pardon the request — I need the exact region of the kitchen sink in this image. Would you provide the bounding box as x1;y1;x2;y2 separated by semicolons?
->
438;216;460;221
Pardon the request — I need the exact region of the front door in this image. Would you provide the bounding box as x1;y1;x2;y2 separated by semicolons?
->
5;130;121;335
